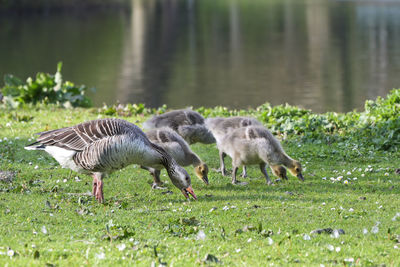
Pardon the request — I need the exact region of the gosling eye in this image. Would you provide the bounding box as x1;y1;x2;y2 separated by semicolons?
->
185;177;189;182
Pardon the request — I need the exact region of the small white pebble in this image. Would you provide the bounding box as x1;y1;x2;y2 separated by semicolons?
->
34;165;39;170
331;230;340;238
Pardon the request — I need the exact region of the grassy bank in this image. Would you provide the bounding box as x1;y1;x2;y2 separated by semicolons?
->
0;99;400;265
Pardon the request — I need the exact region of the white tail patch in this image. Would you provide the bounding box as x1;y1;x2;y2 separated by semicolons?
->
24;146;41;151
44;146;81;172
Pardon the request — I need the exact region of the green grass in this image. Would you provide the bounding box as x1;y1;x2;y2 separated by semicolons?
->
1;106;400;266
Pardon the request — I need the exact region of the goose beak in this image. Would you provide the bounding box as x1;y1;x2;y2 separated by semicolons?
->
297;173;304;181
182;186;197;200
202;175;209;185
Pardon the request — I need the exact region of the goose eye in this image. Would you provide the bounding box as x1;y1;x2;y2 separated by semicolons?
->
185;177;189;181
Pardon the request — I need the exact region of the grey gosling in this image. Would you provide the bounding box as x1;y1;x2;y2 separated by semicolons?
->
143;128;209;188
25;118;197;202
205;116;262;177
218;125;303;185
143;109;215;145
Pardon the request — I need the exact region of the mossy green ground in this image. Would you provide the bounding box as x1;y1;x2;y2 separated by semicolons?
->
0;107;400;266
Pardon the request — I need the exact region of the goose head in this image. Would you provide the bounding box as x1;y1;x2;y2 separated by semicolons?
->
271;165;288;180
194;163;209;185
288;160;304;181
167;164;197;200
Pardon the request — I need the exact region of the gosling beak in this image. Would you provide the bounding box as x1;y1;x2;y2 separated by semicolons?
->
297;173;304;181
181;186;197;200
202;175;209;185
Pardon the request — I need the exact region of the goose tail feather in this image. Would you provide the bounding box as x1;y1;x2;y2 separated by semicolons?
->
24;142;46;150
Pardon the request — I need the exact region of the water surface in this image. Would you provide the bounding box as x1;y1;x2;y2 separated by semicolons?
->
1;0;400;113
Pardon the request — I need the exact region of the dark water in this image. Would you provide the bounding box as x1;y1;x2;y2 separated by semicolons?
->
1;0;400;113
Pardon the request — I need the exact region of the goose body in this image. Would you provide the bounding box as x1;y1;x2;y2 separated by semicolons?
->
205;116;262;177
205;116;286;180
143;109;215;145
218;126;303;185
25;118;197;202
144;128;209;187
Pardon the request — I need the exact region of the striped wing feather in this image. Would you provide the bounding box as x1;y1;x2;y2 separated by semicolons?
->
35;119;124;151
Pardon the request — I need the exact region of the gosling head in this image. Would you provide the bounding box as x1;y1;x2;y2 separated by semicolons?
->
271;165;288;180
167;163;197;200
288;160;304;181
194;163;209;185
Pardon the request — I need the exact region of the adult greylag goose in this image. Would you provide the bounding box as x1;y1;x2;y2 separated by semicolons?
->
143;109;215;145
218;125;303;185
24;118;197;202
143;128;209;187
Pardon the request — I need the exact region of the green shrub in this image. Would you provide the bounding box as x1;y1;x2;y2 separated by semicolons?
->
1;62;92;108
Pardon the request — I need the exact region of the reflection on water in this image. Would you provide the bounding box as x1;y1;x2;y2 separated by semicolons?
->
1;0;400;113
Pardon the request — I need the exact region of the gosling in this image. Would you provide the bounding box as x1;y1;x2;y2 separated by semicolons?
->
205;116;262;177
143;109;215;145
143;128;209;188
218;126;303;185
